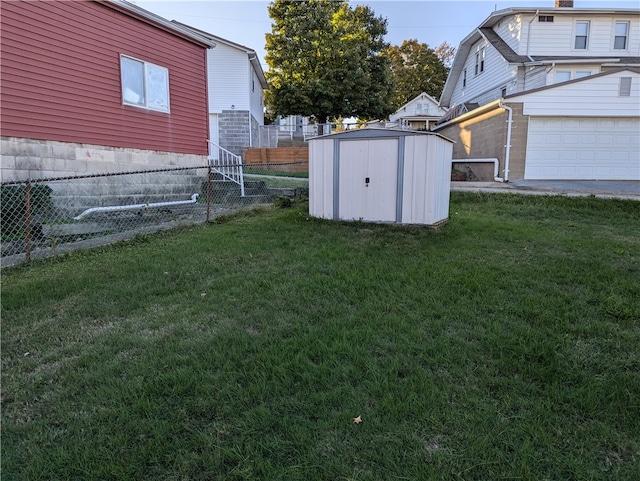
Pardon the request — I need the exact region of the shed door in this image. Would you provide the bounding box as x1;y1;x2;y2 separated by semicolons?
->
339;139;398;222
525;117;640;180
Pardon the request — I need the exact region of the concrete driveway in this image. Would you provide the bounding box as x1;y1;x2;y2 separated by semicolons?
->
451;180;640;200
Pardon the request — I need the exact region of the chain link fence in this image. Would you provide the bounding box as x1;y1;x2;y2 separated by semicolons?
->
1;161;308;267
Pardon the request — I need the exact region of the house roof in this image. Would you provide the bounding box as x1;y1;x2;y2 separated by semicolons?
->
389;92;446;122
171;21;268;89
440;6;640;108
310;127;454;143
394;92;442;112
434;67;640;129
102;1;216;48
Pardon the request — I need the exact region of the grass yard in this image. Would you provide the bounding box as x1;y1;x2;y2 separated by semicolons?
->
2;192;639;481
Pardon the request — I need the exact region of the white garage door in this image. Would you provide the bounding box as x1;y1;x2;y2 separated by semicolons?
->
525;117;640;180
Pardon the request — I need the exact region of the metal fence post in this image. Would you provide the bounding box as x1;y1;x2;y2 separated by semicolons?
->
24;181;32;262
206;166;212;222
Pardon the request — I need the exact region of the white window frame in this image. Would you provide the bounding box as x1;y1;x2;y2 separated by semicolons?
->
613;21;629;50
120;55;170;113
462;68;467;87
555;70;572;83
574;21;590;50
474;47;485;76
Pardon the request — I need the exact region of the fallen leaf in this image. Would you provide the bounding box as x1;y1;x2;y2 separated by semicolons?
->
353;415;362;424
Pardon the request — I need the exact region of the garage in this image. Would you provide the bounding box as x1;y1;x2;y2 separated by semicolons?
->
525;117;640;180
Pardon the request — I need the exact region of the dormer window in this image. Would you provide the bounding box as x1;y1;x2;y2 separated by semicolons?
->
574;21;589;49
538;15;554;22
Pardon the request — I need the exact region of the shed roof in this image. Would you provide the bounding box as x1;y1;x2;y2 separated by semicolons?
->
309;128;453;143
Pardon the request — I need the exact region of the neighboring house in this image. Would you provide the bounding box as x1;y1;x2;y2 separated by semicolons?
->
1;0;215;182
389;92;448;131
435;1;640;181
174;22;268;157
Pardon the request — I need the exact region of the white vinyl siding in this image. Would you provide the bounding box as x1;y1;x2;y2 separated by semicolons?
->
526;14;639;56
249;65;264;124
450;41;518;107
207;44;250;113
494;15;522;53
509;71;640;117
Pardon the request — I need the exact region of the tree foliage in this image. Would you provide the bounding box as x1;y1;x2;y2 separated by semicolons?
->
384;39;452;110
265;0;394;123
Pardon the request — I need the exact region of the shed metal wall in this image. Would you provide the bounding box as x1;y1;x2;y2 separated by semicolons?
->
309;130;453;226
0;0;209;155
309;138;334;219
402;136;453;225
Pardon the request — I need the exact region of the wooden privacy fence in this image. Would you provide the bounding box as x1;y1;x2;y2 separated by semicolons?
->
243;147;309;174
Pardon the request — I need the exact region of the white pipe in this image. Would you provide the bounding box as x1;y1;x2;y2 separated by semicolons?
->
74;194;199;221
452;158;503;182
499;100;513;182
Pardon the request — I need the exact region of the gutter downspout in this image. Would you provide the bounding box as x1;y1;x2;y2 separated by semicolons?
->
526;10;539;61
499;99;513;182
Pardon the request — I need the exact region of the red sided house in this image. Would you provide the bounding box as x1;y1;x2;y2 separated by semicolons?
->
0;0;214;182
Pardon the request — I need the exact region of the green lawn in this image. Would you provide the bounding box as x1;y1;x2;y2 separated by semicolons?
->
2;192;639;480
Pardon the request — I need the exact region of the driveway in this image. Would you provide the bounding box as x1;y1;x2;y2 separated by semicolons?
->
451;180;640;200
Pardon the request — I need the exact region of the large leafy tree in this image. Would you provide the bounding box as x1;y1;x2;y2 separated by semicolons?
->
265;0;394;125
384;39;452;110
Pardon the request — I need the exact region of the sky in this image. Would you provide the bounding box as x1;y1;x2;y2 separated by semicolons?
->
136;0;639;67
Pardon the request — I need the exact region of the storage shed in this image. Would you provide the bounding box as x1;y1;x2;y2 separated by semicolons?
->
309;129;454;226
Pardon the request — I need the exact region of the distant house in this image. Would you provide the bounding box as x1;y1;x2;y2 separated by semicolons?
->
0;0;215;182
174;22;268;157
389;92;447;131
435;1;640;181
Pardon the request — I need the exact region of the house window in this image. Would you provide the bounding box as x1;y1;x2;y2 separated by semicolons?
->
575;71;591;79
614;22;629;50
475;47;485;76
556;71;572;83
501;86;507;97
574;21;589;49
538;15;554;22
462;68;467;87
120;55;170;112
619;77;632;96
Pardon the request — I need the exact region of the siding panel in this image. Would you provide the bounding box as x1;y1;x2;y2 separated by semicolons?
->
0;0;208;155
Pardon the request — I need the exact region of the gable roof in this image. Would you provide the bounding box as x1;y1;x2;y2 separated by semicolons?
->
440;6;640;108
102;1;215;48
171;21;268;89
394;92;443;112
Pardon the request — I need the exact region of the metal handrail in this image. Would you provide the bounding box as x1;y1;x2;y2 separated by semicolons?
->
207;140;245;197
